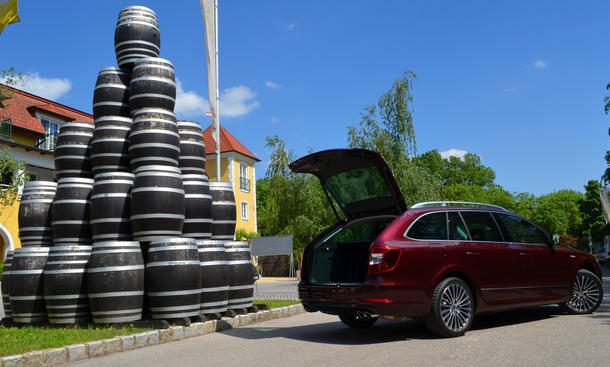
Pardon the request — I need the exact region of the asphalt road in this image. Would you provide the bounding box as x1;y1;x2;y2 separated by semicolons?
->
69;268;610;367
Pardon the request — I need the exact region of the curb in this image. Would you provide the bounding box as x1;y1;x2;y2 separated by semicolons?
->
0;304;305;367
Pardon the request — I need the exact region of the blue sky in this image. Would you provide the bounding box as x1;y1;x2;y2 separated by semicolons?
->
1;0;608;196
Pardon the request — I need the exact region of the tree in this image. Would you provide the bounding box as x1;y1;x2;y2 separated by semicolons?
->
0;148;28;211
415;150;495;188
579;180;606;244
347;71;442;204
0;67;23;108
265;135;294;177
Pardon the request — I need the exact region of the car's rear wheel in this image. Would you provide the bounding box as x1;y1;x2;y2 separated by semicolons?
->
559;269;603;314
424;277;474;338
338;313;378;328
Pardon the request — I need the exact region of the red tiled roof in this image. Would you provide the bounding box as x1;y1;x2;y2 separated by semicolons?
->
202;125;260;161
0;84;93;135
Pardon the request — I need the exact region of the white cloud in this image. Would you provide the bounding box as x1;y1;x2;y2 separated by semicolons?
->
265;81;282;89
287;22;296;31
502;87;517;94
270;116;280;124
533;60;548;69
1;72;72;100
174;78;210;117
220;85;260;118
175;80;260;119
440;149;468;160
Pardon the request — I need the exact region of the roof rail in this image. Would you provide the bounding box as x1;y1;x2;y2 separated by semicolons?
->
410;201;508;211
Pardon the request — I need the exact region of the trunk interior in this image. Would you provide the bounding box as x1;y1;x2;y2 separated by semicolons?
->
305;216;396;285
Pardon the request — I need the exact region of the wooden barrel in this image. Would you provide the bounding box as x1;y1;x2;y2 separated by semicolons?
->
18;181;56;247
210;181;236;240
129;58;175;112
182;174;213;239
128;109;179;170
196;240;229;314
225;241;254;310
51;177;93;245
177;120;206;175
130;165;185;243
8;247;50;324
43;245;91;324
92;67;131;119
54;122;94;179
146;238;201;319
114;6;160;69
91;115;132;173
90;172;134;242
1;250;13;320
88;241;144;323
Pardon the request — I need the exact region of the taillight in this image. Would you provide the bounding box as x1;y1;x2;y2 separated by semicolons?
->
368;246;401;274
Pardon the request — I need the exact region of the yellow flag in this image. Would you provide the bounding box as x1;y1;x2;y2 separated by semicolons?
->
0;0;19;35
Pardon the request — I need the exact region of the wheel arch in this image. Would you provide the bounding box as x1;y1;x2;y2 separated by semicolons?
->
578;261;603;280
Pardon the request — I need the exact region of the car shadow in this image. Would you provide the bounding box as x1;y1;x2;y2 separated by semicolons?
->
222;306;563;345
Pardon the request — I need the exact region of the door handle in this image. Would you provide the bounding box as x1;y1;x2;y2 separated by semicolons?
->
466;252;479;258
520;252;531;258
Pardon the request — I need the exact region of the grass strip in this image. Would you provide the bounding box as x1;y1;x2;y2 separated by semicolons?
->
0;325;152;357
254;299;301;309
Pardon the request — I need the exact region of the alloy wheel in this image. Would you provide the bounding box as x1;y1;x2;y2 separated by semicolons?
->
567;273;601;313
439;283;472;332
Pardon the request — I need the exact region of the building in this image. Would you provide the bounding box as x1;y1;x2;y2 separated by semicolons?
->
202;125;260;234
0;85;93;259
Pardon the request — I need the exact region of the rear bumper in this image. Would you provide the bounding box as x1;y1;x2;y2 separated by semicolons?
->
298;283;429;318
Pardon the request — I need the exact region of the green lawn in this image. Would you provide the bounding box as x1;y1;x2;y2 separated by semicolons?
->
0;325;152;357
254;299;301;309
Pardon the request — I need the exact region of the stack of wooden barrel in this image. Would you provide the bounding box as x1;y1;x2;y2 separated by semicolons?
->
1;5;255;327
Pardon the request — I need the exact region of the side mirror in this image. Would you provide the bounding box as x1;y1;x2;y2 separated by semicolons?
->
552;233;560;245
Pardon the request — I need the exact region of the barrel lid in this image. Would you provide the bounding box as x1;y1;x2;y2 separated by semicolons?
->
57;177;95;185
224;241;250;247
134;165;182;174
133;57;174;68
94;172;135;180
93;241;141;249
149;237;197;246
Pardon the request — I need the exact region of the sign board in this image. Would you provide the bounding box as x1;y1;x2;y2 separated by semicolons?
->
251;235;293;256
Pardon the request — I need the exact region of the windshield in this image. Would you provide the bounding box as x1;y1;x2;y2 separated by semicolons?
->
325;167;392;209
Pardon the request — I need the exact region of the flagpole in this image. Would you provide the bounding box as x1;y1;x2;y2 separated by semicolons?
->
214;0;221;182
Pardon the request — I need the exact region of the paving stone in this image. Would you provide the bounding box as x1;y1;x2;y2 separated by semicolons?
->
42;348;67;367
170;326;185;340
158;329;171;344
120;336;135;351
134;332;149;348
103;338;122;354
203;320;216;334
184;325;195;338
1;355;24;367
86;341;104;358
66;344;87;363
249;313;257;323
23;350;44;367
192;322;204;335
263;310;272;320
256;311;265;321
147;331;160;345
238;315;249;326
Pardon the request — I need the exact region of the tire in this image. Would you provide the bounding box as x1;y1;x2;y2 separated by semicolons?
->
424;277;474;338
559;269;603;314
338;313;378;329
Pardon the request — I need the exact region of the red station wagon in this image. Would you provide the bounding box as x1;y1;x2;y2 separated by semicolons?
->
290;149;604;337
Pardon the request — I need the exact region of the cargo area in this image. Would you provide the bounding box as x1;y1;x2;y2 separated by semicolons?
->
305;216;396;285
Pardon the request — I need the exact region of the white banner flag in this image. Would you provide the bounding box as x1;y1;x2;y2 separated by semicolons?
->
200;0;218;145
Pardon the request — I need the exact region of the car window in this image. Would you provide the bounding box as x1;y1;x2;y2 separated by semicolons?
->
327;217;394;244
495;213;548;244
460;211;503;242
407;212;447;240
449;212;469;240
325;167;391;208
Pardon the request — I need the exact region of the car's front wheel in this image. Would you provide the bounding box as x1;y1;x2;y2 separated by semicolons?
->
424;277;474;337
559;269;603;314
338;313;378;328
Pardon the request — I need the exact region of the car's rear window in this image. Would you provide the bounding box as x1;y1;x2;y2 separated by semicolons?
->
407;212;448;240
460;211;503;242
325;167;391;208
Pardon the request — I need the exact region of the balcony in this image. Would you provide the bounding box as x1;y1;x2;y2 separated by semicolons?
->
240;177;250;192
0;116;11;138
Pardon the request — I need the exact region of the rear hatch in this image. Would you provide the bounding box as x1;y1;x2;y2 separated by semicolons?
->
290;149;406;285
